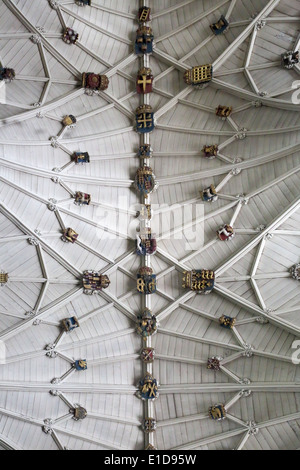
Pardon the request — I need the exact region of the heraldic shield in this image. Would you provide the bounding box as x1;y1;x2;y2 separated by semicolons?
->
209;404;226;421
203;144;218;159
74;360;87;371
291;263;300;281
138;145;153;159
141;347;155;363
136;228;157;256
210;15;229;35
201;184;218;202
142;418;157;433
82;72;109;91
182;270;215;294
137;204;153;220
136;68;154;94
62;115;77;127
282;50;299;69
135;26;154;55
207;356;222;371
74;191;91;206
134;167;157;196
136;308;158;340
184;64;213;86
0;65;15;82
138;6;151;23
63;28;79;44
135;105;155;134
76;0;91;5
83;270;110;294
0;272;8;285
219;315;236;329
73;405;87;421
216;105;233;119
217;224;235;241
72;152;90;164
62;228;79;244
62;316;79;332
137;267;157;295
136;373;159;401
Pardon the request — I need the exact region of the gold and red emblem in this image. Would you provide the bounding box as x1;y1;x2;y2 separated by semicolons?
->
136;67;153;94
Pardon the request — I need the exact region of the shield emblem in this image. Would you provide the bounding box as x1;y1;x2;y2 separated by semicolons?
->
74;192;91;206
0;66;15;82
63;115;77;127
139;7;151;23
209;404;226;421
203;145;218;158
136;373;159;401
137;268;157;295
216;105;232;118
0;272;8;285
291;264;300;280
137;204;153;220
210;15;229;35
217;224;235;241
74;360;87;371
62;228;79;244
136;105;155;133
82;73;109;91
184;65;213;86
135;26;154;55
141;348;155;363
207;356;222;371
134;167;157;196
73;406;87;421
63;28;79;44
142;418;157;433
201;184;218;202
72;152;90;164
83;271;110;294
136;229;157;256
282;51;299;69
183;270;215;294
136;309;158;339
62;316;79;332
138;145;153;159
136;68;153;94
219;315;236;329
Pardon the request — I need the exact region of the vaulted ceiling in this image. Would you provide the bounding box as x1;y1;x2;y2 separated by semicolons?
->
0;0;299;451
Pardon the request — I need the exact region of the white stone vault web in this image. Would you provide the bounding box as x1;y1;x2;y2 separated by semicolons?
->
0;0;299;450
